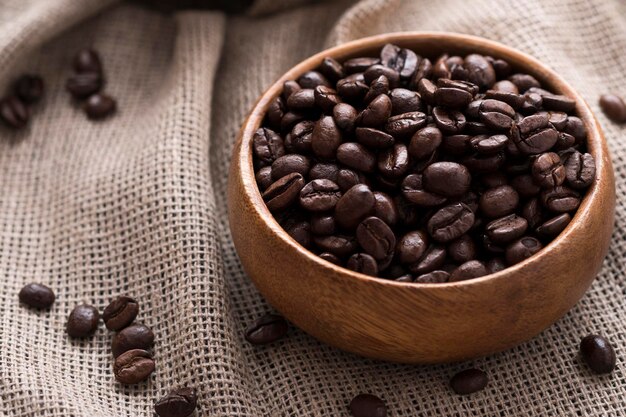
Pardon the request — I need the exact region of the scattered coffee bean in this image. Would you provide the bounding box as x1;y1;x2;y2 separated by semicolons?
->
580;334;616;374
599;94;626;124
0;96;29;129
19;283;55;309
450;368;488;395
66;304;100;338
102;295;139;331
84;93;116;119
253;44;595;280
245;313;288;345
74;48;103;74
349;394;387;417
66;72;103;99
111;323;155;357
113;348;155;384
13;74;44;104
155;387;198;417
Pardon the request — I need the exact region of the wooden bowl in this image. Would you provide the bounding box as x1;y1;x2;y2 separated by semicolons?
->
228;32;615;363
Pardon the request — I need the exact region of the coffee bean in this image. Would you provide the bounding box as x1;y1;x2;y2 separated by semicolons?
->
282;80;301;100
485;214;528;244
564;151;596;189
66;304;100;338
389;88;421;115
511;113;558;155
450;369;488;395
508;74;540;93
288;121;314;153
378;143;409;178
155;387;198;417
541;186;580;213
271;154;310;180
536;213;571;238
356;216;396;261
356;127;394;149
580;334;616;374
262;173;305;212
408;244;446;274
253;128;284;166
310;163;339;182
299;179;341;212
480;172;508;189
73;49;102;74
285;220;311;248
113;349;155;384
441;134;471;156
434;85;473;108
66;72;103;99
432;107;466;134
312;116;342;158
19;283;55;309
478;99;515;130
599;94;626;123
415;270;449;283
335;184;376;229
479;185;519;218
349;393;387;417
84;93;116;119
449;260;488;282
319;252;341;265
337;78;369;102
344;57;380;74
385;111;427;137
401;174;447;206
381;43;418;80
337;168;367;192
364;76;390;104
266;97;285;130
287;89;315;111
0;96;29;129
313;235;358;257
505;237;543;264
532;152;565;188
540;92;576;112
418;78;437;104
428;203;475;243
409;126;442;159
394;274;414;282
14;74;44;104
363;65;399;89
448;235;476;263
422;162;471;198
298;71;330;89
311;214;336;235
346;253;379;276
333;103;358;132
492;80;518;94
111;323;155;357
522;198;544;229
280;111;305;133
487;257;507;273
464;54;496;90
510;174;541;198
102;295;139;331
314;86;341;112
358;94;392;127
337;143;376;173
318;57;344;81
470;134;508;154
245;313;288;345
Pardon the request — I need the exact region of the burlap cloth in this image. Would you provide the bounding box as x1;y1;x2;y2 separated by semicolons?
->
1;0;625;415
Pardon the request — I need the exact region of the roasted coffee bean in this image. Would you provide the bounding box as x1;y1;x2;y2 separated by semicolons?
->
288;121;315;153
245;313;288;345
395;230;428;265
267;97;285;129
311;116;342;158
336;168;366;192
73;49;102;74
401;174;447;206
372;192;398;226
478;99;515;130
564;151;596;189
346;253;379;276
434;85;473;108
337;143;376;173
271;155;310;180
333;103;358;132
532;152;565;188
66;304;100;338
422;162;471;198
450;369;488;395
415;270;449;283
411;57;432;86
66;72;103;99
492;80;518;94
385;111;427;137
314;86;341;112
19;283;55;309
84;93;116;119
113;349;155;384
318;57;344;81
378;143;409;177
0;95;29;129
485;214;528;244
319;252;341;265
487;257;507;273
389;88;421;115
432;54;452;79
447;235;476;264
427;203;475;242
298;71;330;89
155;387;198;417
462;151;505;174
287;89;315;111
356;217;396;261
522;198;544;229
335;184;376;230
280;111;305;133
484;90;525;109
536;213;571;238
510;174;541;198
599;94;626;123
511;113;559;154
311;214;336;235
409;126;442;159
541;186;580;213
344;57;380;74
349;393;387;417
432;107;466;134
262;173;305;212
363;76;390;104
112;323;155;357
358;94;392;127
313;235;358;256
103;295;139;331
394;274;413;282
580;334;616;374
449;260;488;282
479;185;519;218
363;64;399;89
520;92;543;115
417;78;437;104
356;127;394;149
14;74;44;104
508;73;540;93
380;43;418;80
253;128;284;166
337;77;369;102
505;236;543;264
409;245;446;274
299;179;341;212
285;219;311;248
282;80;301;100
539;92;576;112
470;134;508;154
464;54;496;90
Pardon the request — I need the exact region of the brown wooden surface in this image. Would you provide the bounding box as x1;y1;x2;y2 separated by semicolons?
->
227;32;616;363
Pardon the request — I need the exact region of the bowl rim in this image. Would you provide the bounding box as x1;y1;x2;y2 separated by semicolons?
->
234;31;608;289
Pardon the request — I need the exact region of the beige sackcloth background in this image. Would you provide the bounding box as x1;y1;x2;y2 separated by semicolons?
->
1;0;625;415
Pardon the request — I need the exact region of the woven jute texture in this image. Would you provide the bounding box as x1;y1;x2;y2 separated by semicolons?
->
1;0;625;416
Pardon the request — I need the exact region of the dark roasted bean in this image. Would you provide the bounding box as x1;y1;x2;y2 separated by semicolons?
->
344;57;380;74
364;64;399;88
396;230;428;265
485;214;528;244
14;74;44;104
271;155;310;180
333;103;358;132
350;394;387;417
253;128;285;166
314;86;341;112
309;163;339;182
448;235;476;264
450;369;489;395
0;96;29;129
358;94;392;127
385;111;427;137
510;174;541;198
508;73;540;93
532;152;565;188
441;134;471;156
337;78;369;102
422;162;471;198
311;214;336;235
564;151;596;189
19;283;55;309
113;349;155;384
103;296;139;331
427;203;475;242
84;93;116;119
389;88;421;115
267;96;286;129
372;192;398;226
66;72;102;99
318;57;344;81
364;75;390;104
356;127;394;149
541;186;581;213
154;387;198;417
464;54;496;90
417;78;437;104
67;304;100;338
449;260;488;282
536;213;571;238
311;116;342;158
381;43;418;80
262;173;305;212
74;49;102;73
415;270;449;283
313;235;358;257
287;89;315;110
299;179;341;211
337;143;376;173
282;80;301;100
409;126;442;159
245;314;288;345
470;134;508;154
505;236;543;264
298;71;330;89
599;94;626;123
511;113;559;154
378;143;409;177
487;257;507;273
319;252;341;265
346;253;379;276
401;174;447;206
112;323;155;357
335;184;376;229
479;185;519;218
432;107;466;134
580;334;616;374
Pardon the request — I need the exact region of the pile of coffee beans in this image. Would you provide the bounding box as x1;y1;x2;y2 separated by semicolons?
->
0;74;44;129
252;44;596;282
66;48;117;119
599;93;626;124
